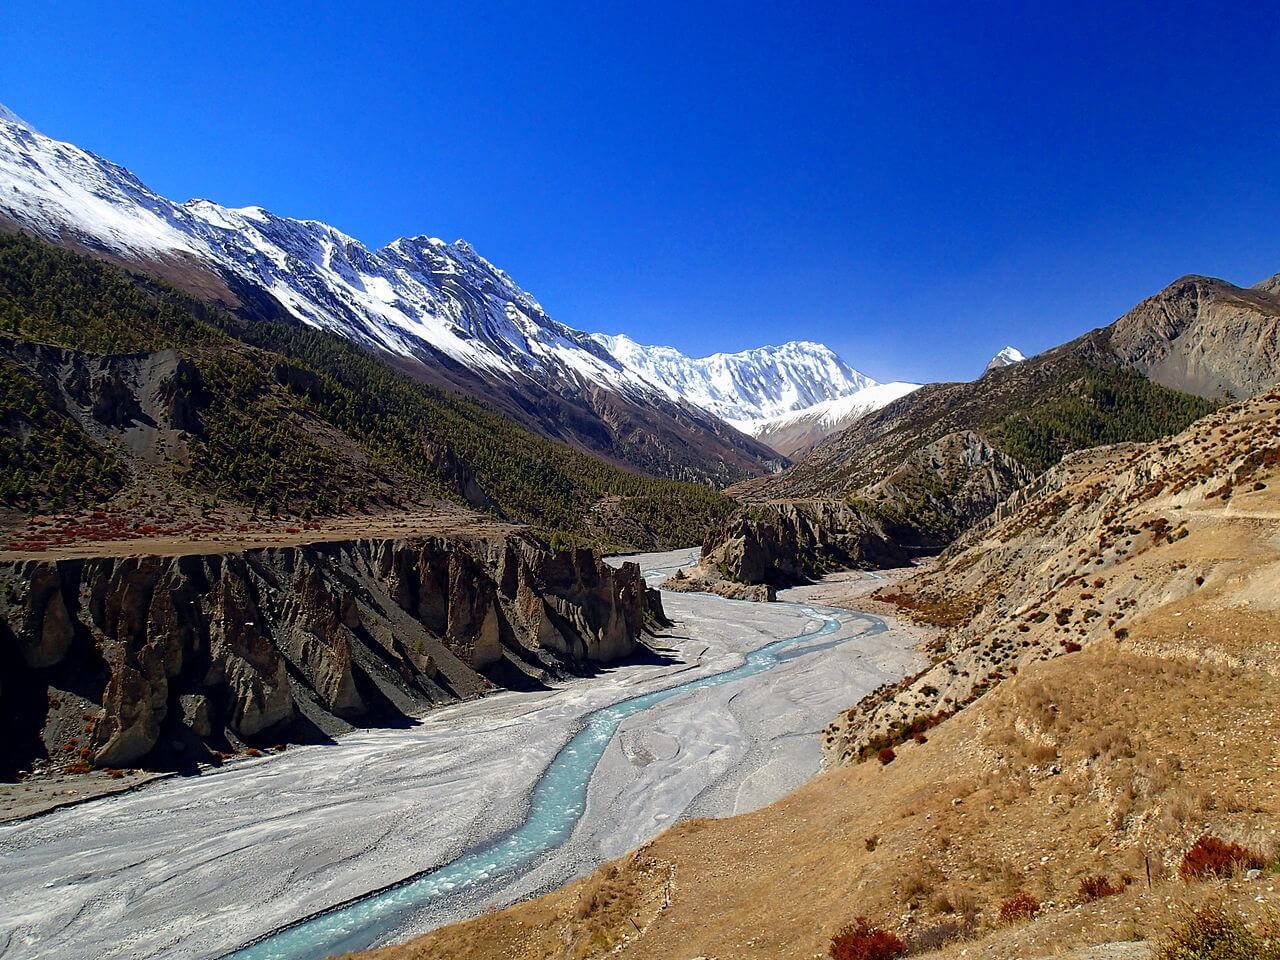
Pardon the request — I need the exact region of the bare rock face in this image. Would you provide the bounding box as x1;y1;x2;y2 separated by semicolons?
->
659;570;776;602
18;568;75;668
89;372;145;426
860;430;1036;543
155;356;210;433
1106;275;1280;399
179;694;213;737
701;501;912;587
0;533;661;774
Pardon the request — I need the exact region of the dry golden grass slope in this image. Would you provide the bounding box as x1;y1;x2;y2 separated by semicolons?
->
354;392;1280;960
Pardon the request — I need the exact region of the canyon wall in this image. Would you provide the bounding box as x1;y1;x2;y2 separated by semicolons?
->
0;534;664;774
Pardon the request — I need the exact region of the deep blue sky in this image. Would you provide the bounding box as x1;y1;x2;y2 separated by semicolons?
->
3;2;1278;382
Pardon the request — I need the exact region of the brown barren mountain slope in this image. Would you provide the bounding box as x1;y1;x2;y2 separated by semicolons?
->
354;393;1280;960
1106;274;1280;399
698;271;1278;586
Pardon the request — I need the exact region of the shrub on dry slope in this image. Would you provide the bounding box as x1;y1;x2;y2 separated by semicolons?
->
1077;874;1124;902
997;891;1040;924
1156;906;1280;960
1179;835;1268;881
829;917;907;960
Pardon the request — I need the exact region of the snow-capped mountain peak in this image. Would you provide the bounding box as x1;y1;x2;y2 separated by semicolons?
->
0;104;639;385
594;334;876;426
747;379;922;456
0;102;909;465
984;345;1027;373
0;103;35;132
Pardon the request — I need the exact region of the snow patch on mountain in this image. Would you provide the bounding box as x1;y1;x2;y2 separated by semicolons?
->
0;115;202;259
753;380;922;434
743;379;922;455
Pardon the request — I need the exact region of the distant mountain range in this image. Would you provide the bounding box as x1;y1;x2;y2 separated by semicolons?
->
596;334;921;455
743;380;922;457
0;104;909;472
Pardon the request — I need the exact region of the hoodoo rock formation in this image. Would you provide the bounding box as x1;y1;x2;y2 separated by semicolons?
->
0;534;664;773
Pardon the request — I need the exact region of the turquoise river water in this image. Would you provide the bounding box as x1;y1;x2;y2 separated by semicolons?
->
227;603;865;960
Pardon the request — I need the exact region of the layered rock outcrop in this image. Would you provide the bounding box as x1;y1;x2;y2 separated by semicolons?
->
0;534;663;773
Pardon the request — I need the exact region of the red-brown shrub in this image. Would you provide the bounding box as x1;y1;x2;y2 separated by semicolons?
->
829;918;907;960
877;747;896;766
997;891;1040;924
1077;875;1122;902
1178;835;1267;881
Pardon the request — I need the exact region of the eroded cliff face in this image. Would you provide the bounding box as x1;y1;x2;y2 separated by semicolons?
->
700;501;912;587
0;535;664;774
704;433;1033;588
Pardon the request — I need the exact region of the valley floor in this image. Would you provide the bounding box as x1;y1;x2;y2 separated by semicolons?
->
365;398;1280;960
0;549;923;960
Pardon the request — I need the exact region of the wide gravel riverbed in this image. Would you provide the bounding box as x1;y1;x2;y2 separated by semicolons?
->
0;548;923;960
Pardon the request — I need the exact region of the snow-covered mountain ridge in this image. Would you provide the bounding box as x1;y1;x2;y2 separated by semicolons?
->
0;103;903;459
746;380;922;457
593;334;879;427
0;106;633;385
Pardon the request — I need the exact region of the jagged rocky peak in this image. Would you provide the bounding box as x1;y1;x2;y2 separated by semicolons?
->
0;104;680;406
0;103;870;418
983;345;1026;373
